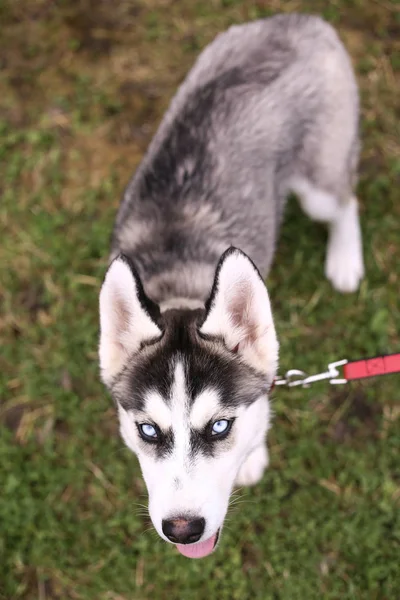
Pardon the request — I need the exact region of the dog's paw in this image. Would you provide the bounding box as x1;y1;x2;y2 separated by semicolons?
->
235;445;269;487
325;199;364;293
325;235;364;293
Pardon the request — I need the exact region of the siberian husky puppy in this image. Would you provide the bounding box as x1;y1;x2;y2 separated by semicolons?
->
99;14;364;558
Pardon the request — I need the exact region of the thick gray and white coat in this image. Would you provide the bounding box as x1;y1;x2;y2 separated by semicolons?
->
99;14;364;556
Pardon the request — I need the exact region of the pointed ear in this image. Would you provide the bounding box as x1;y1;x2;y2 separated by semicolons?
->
99;255;162;386
200;248;279;378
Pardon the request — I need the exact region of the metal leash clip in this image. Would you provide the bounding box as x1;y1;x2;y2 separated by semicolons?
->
274;359;348;388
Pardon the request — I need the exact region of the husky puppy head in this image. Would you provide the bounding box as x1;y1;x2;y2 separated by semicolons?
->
99;248;278;558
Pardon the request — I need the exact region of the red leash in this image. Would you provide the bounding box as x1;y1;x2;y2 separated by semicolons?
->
343;354;400;381
274;353;400;388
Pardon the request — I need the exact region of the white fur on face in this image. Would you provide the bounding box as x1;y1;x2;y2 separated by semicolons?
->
189;388;227;429
118;359;270;544
142;390;173;431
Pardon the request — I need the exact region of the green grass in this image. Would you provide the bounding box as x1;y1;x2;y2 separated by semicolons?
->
1;1;399;598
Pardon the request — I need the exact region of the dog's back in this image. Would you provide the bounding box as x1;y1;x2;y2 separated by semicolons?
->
111;14;360;305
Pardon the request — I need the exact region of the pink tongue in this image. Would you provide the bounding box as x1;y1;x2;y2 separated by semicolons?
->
176;533;217;559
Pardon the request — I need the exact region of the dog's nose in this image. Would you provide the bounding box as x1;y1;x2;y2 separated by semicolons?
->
162;517;205;544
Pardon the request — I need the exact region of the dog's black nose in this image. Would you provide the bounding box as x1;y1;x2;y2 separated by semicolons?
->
162;517;205;544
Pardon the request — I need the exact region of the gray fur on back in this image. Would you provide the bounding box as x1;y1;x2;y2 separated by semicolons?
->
111;14;359;304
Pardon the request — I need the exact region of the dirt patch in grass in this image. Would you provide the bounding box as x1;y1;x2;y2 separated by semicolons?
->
328;389;382;443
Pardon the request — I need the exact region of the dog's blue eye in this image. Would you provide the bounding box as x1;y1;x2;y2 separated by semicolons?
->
212;419;230;435
140;423;158;439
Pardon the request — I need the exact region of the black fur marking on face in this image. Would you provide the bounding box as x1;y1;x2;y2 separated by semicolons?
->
136;422;175;460
190;428;216;458
154;427;175;460
112;308;268;416
190;418;235;458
